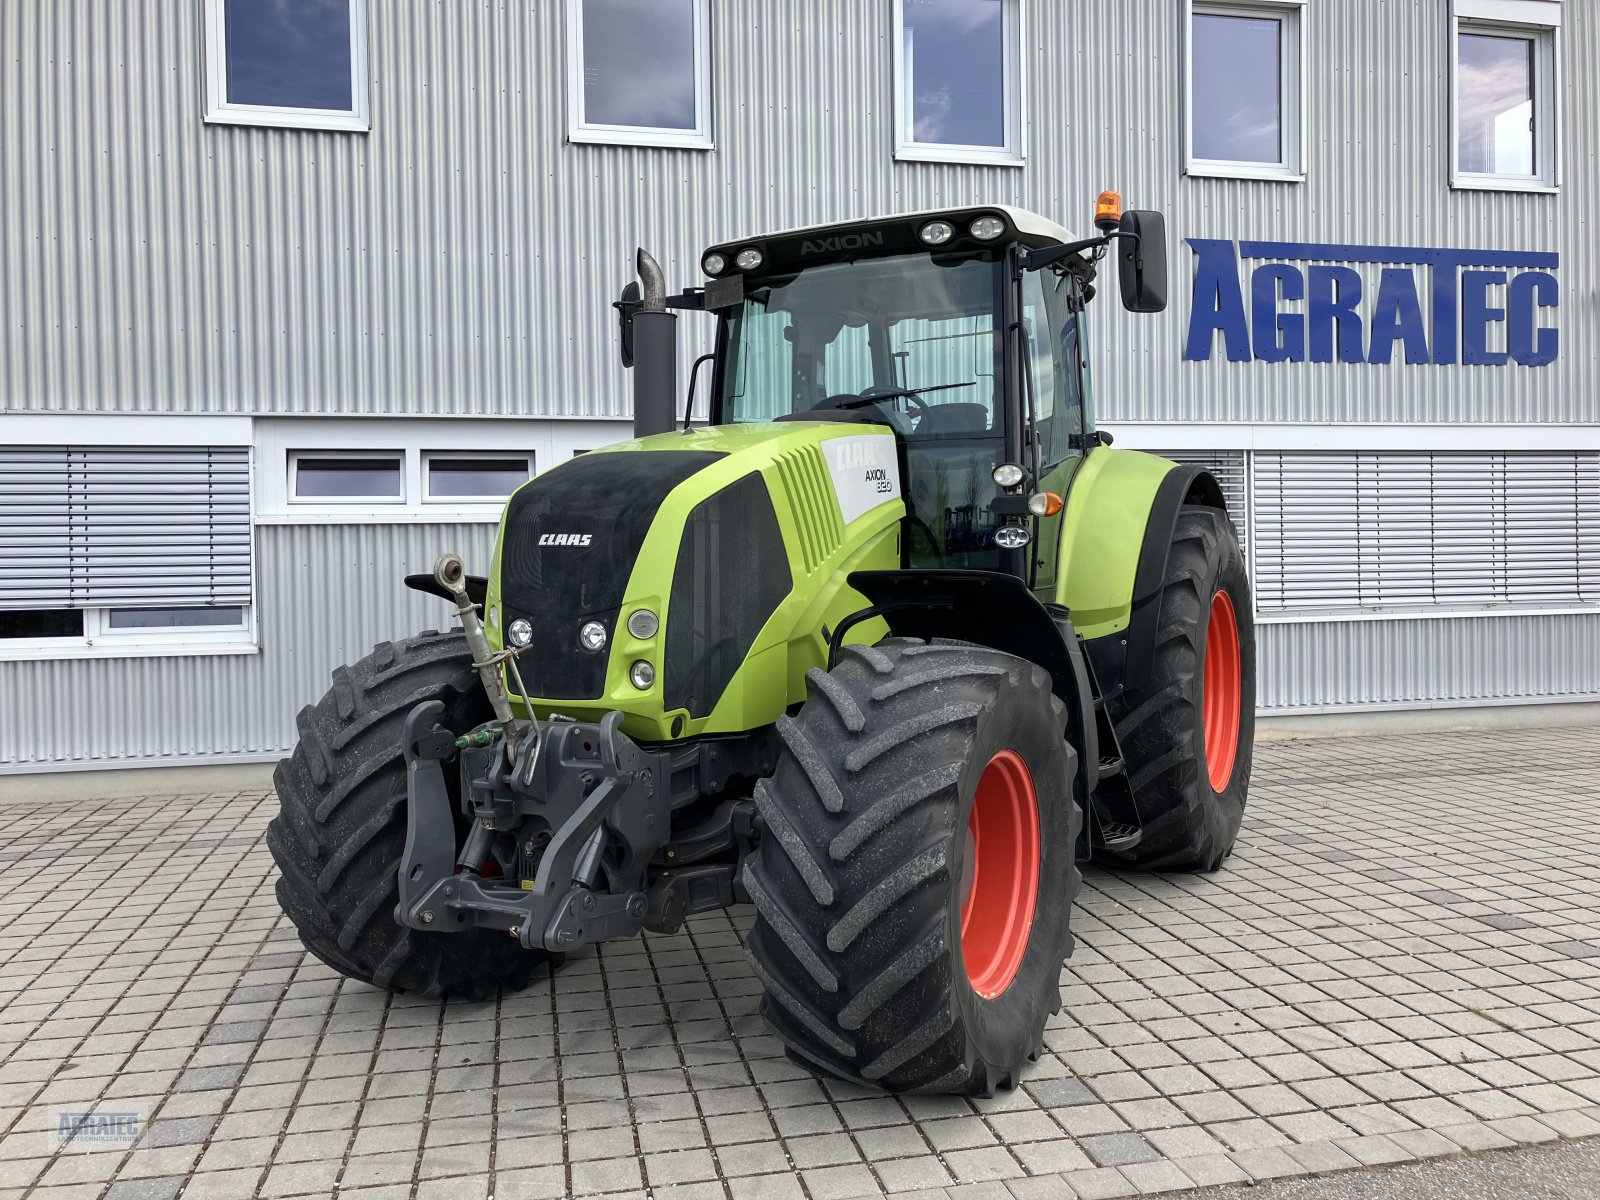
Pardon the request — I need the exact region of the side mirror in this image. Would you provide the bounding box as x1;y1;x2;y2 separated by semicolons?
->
613;281;641;368
1117;210;1167;313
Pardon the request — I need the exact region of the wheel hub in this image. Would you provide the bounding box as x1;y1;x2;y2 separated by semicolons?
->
1202;589;1242;792
959;750;1041;999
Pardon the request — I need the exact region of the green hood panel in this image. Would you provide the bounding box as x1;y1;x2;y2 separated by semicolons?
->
487;423;902;741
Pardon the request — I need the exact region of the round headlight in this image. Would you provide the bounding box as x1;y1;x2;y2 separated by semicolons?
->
579;621;608;652
969;216;1006;241
994;525;1033;549
992;463;1025;489
626;609;659;639
735;247;764;271
508;618;533;647
702;252;727;276
629;660;656;690
919;220;955;246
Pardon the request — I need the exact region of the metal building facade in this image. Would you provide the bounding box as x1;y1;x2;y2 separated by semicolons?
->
1;0;1595;768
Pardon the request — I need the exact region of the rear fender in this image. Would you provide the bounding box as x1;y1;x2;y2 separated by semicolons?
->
1060;449;1226;702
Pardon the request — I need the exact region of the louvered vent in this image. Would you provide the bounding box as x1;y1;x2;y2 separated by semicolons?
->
1254;452;1600;611
0;446;252;610
773;446;845;574
1150;450;1249;554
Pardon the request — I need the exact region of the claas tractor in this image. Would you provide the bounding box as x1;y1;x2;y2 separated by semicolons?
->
269;196;1255;1095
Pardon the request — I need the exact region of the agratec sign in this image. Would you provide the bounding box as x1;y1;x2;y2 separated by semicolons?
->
1184;240;1560;367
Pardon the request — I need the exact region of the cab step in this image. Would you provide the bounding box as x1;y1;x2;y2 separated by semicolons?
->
1096;821;1143;852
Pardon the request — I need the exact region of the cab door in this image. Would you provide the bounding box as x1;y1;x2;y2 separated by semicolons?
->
1023;270;1089;600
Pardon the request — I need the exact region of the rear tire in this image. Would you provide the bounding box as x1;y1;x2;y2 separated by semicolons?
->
744;639;1080;1095
267;631;558;998
1108;505;1255;871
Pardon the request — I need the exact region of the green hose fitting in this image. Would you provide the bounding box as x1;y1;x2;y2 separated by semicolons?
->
455;728;503;749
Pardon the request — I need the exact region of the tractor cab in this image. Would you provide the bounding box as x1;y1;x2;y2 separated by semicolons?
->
628;200;1168;592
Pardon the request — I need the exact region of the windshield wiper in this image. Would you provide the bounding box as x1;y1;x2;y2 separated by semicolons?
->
834;381;976;409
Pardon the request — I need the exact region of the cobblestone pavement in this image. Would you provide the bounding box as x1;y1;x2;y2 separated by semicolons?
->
2;725;1599;1200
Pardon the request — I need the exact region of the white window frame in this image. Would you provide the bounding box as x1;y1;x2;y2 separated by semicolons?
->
565;0;713;149
1184;0;1307;182
0;605;259;663
893;0;1024;166
289;449;407;506
203;0;371;133
1449;0;1561;193
0;414;259;662
422;451;537;505
255;418;605;524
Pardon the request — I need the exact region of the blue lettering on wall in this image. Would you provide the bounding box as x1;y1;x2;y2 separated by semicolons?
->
1183;240;1560;366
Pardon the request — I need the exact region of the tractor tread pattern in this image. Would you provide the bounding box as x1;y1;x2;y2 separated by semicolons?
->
267;631;554;999
1106;507;1254;871
745;638;1081;1095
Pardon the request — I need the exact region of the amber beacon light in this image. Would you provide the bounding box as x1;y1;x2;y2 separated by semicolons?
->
1094;190;1123;232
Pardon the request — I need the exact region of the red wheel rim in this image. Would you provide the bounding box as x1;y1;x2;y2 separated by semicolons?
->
1203;589;1242;792
960;750;1041;999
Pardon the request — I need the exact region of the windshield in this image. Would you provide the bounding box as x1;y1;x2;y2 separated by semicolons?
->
718;251;1004;437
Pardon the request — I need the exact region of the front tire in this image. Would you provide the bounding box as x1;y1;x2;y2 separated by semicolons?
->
744;639;1081;1095
1108;505;1255;871
267;631;557;998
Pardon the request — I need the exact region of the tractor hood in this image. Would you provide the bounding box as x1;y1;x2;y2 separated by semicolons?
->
486;423;904;739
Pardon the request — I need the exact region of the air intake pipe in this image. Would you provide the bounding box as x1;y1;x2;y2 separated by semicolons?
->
630;248;678;439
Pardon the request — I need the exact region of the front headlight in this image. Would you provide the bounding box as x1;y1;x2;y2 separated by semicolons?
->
992;463;1025;489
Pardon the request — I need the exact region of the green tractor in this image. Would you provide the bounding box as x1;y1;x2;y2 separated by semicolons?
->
269;197;1254;1095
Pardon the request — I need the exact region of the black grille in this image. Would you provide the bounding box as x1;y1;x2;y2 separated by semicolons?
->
664;473;792;718
500;450;723;700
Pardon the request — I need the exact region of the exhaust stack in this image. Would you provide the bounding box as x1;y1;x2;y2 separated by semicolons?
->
630;248;678;438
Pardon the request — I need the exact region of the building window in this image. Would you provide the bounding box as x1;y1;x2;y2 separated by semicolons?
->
291;452;406;501
1452;1;1560;191
424;454;534;502
257;423;544;523
1185;1;1305;181
0;444;256;661
105;608;248;631
203;0;370;132
894;0;1023;165
566;0;712;148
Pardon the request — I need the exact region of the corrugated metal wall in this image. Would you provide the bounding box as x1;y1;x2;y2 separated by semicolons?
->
3;0;1594;421
0;0;1595;767
0;524;497;768
1258;613;1600;712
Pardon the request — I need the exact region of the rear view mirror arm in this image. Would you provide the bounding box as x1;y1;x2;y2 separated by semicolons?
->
1020;232;1123;274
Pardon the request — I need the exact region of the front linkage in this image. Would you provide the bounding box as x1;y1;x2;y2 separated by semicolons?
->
393;556;768;953
397;703;666;950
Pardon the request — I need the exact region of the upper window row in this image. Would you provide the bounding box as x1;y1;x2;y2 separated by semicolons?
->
1188;0;1561;191
201;0;1562;190
202;0;1020;162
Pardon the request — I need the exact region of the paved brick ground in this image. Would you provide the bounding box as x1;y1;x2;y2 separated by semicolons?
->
2;725;1599;1200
